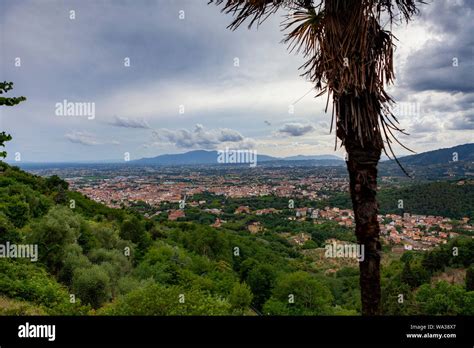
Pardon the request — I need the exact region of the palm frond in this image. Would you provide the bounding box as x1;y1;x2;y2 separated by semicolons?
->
282;6;325;56
376;0;425;23
208;0;290;29
211;0;425;175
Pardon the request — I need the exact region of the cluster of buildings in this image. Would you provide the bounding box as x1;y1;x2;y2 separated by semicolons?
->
381;213;472;251
288;206;354;227
292;207;472;251
226;205;472;251
73;179;201;208
66;169;349;208
60;167;472;252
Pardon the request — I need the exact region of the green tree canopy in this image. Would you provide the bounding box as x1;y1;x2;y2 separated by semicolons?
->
72;264;112;309
98;283;231;315
0;82;26;159
263;271;334;315
229;282;253;314
27;206;81;273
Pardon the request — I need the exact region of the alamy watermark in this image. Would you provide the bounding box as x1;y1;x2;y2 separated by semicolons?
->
55;99;95;120
0;242;38;262
18;322;55;341
217;147;257;168
390;102;421;118
324;242;365;262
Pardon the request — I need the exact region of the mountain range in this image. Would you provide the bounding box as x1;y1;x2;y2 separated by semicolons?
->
132;150;343;165
378;143;474;178
133;143;473;168
16;144;473;179
391;143;474;165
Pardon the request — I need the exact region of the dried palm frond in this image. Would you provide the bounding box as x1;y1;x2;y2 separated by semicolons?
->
208;0;289;29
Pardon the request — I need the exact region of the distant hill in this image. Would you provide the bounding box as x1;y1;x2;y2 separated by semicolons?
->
133;150;343;166
16;144;472;173
395;143;474;166
133;144;473;173
133;150;276;165
379;143;473;179
326;180;474;219
135;150;220;165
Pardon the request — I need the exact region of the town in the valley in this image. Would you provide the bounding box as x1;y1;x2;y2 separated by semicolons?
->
28;163;472;255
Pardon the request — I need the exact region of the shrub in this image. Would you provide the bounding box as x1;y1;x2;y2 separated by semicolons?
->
72;265;112;309
98;283;231;315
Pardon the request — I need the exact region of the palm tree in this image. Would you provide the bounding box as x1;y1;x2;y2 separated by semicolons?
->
210;0;423;315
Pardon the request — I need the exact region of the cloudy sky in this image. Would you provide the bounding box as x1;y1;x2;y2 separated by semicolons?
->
0;0;472;162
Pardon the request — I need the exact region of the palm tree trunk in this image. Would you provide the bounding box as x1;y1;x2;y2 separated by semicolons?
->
345;136;382;315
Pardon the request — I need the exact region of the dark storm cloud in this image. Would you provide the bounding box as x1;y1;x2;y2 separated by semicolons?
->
1;0;472;161
109;115;150;129
277;123;315;136
403;0;474;94
64;131;100;146
152;124;248;149
410;118;442;133
1;0;245;98
447;112;474;130
64;131;120;146
403;40;474;93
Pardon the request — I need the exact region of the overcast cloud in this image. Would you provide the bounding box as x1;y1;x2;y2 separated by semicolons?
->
0;0;472;162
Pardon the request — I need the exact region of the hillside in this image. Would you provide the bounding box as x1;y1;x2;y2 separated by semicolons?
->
397;143;474;165
379;143;474;179
133;150;344;166
133;150;276;165
327;180;474;219
0;162;346;315
0;162;473;316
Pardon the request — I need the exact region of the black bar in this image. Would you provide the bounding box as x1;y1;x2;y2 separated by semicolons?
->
0;316;472;346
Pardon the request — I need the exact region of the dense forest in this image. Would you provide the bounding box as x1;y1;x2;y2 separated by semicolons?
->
0;162;473;315
378;144;474;179
327;180;474;219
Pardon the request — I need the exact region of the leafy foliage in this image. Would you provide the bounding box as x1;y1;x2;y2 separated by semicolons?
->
0;82;26;158
0;161;471;316
263;271;334;315
27;206;81;274
416;281;473;315
229;282;253;314
327;181;474;219
0;259;88;315
98;283;231;315
72;265;112;309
